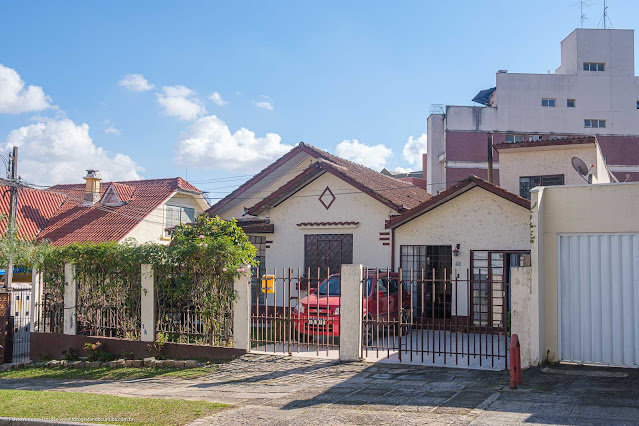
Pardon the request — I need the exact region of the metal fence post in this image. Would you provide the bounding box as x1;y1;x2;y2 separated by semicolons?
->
141;264;155;342
63;263;77;335
233;265;252;352
339;264;363;362
30;268;42;332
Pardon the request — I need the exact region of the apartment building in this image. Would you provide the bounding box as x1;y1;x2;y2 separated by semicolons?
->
427;28;639;195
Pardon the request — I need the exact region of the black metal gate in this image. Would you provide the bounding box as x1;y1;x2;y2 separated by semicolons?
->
9;286;31;363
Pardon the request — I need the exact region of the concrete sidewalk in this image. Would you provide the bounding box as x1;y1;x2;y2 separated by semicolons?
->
1;354;639;425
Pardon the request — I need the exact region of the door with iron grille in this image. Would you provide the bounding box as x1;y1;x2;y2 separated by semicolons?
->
304;234;353;279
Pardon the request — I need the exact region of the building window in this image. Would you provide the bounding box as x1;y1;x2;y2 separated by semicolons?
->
636;101;639;109
584;119;606;128
529;135;543;141
505;134;524;143
164;205;196;237
519;175;564;200
541;98;556;107
567;99;576;108
304;234;353;280
583;62;605;71
399;245;452;319
549;135;568;140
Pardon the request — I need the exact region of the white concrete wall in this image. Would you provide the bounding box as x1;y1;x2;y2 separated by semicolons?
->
531;181;639;362
263;172;396;303
510;266;534;368
392;187;531;315
498;143;606;195
123;191;207;244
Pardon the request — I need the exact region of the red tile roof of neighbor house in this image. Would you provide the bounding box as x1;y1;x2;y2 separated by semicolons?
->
36;177;202;246
207;142;431;216
385;175;531;229
0;186;67;240
493;136;597;151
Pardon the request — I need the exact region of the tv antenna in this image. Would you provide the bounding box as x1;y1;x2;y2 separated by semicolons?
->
598;0;613;29
572;156;593;183
578;1;590;28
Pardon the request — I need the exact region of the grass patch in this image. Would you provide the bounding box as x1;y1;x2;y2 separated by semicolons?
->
0;366;222;381
0;389;226;425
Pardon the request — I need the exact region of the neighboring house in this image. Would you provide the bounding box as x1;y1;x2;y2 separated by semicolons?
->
207;142;431;301
494;136;616;199
426;28;639;195
381;161;427;189
0;186;66;240
38;171;209;245
386;175;531;325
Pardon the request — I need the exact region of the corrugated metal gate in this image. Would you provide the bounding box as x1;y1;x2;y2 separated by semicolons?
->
559;233;639;367
9;285;31;363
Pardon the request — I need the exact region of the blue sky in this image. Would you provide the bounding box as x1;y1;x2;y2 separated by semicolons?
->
1;0;638;199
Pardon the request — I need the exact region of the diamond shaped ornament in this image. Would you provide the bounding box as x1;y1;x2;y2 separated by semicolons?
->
319;186;336;210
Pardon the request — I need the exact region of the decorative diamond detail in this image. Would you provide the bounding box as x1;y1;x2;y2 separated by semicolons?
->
319;186;336;210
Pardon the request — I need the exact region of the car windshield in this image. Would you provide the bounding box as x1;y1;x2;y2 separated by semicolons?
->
316;277;340;296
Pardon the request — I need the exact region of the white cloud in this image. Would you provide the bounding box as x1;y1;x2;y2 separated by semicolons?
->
157;85;206;120
334;139;393;171
175;115;293;172
255;100;274;111
118;74;154;92
402;133;427;167
209;91;228;106
392;166;414;174
0;65;52;114
4;118;143;185
104;120;121;135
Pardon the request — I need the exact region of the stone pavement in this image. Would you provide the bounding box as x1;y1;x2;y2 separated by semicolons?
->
2;354;639;425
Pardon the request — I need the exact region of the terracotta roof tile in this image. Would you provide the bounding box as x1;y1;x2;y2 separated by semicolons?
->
494;136;597;151
207;142;430;215
0;186;67;240
297;221;359;226
37;178;202;245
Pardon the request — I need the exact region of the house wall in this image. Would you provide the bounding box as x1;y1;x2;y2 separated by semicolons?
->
498;144;606;196
531;181;639;363
123;192;206;244
392;187;530;315
263;172;396;303
219;155;316;220
427;29;639;194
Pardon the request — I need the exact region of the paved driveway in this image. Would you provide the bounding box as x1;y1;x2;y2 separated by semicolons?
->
2;354;639;425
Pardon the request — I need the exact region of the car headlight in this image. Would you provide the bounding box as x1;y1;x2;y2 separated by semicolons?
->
333;307;340;315
297;303;305;314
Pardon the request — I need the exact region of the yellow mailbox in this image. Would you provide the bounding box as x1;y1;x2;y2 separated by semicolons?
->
261;275;275;293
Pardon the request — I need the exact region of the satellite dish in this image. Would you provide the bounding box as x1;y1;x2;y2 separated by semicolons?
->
572;156;591;182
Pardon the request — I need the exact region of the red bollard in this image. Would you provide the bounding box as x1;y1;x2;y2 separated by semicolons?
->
509;334;522;389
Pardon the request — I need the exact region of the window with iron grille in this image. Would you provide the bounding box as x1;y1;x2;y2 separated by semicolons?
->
519;175;564;200
304;234;353;279
249;236;267;305
399;245;452;319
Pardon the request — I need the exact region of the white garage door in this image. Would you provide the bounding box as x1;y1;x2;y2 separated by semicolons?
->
559;233;639;367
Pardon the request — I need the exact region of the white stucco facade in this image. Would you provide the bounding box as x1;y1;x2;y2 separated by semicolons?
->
497;141;612;196
123;191;209;244
392;187;531;315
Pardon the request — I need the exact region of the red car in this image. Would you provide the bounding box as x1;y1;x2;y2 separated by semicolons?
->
292;271;411;343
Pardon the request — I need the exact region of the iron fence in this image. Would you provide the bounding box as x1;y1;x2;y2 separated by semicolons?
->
251;267;340;356
155;266;233;346
361;268;509;369
8;286;31;363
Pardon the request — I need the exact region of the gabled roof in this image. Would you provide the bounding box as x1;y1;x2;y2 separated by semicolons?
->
206;142;430;216
386;175;530;229
494;136;597;151
247;157;431;216
0;186;67;240
37;177;204;245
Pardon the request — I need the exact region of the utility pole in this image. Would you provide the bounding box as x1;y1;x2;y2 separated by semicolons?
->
4;147;18;289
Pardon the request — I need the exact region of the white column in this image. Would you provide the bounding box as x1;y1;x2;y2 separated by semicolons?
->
141;264;155;342
530;188;544;365
63;263;77;335
30;268;43;332
510;266;533;368
232;265;252;351
339;264;363;362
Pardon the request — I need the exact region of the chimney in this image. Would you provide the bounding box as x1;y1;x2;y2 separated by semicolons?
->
83;169;102;205
422;153;428;185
